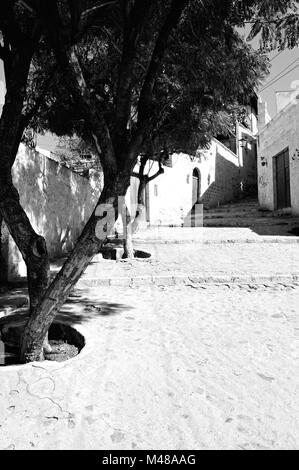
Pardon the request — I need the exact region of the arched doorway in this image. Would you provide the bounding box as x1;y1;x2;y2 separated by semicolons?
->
191;168;201;227
192;168;201;205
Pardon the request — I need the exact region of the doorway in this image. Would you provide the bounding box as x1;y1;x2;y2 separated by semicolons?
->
274;148;291;210
192;168;201;205
191;168;201;227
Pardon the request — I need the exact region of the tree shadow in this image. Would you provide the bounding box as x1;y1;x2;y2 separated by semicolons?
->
0;287;133;328
58;289;133;324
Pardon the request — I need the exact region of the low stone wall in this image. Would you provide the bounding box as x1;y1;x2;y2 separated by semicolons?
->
1;144;102;282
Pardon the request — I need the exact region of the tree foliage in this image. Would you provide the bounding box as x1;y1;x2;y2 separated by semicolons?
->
33;0;269;160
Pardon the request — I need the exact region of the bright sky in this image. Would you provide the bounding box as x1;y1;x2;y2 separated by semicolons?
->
240;21;299;118
259;47;299;118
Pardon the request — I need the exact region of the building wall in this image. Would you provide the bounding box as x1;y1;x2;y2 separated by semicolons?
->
237;124;258;195
276;88;299;113
258;99;299;214
128;138;241;227
2;144;102;281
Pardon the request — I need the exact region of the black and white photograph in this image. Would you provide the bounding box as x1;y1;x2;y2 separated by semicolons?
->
0;0;299;455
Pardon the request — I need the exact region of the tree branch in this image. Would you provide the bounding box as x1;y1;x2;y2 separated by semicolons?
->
17;0;36;14
78;1;118;40
1;0;31;45
147;167;164;183
68;0;81;41
22;67;56;128
0;45;5;61
146;160;164;182
36;1;117;176
114;0;157;147
126;0;189;161
136;0;189;130
81;1;117;20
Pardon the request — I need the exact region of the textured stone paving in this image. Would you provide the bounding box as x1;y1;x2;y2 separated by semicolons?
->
1;205;299;449
78;242;299;287
133;226;299;243
0;284;299;449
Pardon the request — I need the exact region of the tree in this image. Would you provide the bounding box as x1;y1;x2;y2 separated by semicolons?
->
128;14;270;234
1;1;298;362
0;1;54;352
31;0;270;250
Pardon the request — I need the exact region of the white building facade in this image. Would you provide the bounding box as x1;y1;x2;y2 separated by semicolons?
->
258;93;299;215
128;137;255;228
127;95;259;228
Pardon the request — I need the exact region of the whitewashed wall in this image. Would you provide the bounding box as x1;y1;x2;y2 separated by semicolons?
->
128;138;241;227
258;99;299;214
5;144;102;280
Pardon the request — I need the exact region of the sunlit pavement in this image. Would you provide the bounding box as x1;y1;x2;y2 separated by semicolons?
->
0;283;299;449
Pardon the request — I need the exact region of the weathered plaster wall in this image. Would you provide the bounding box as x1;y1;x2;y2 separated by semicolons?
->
276;89;299;113
5;144;102;281
128;138;241;227
258;99;299;214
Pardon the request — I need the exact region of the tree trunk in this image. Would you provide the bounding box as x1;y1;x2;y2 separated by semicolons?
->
0;214;8;287
0;44;51;311
121;203;134;259
20;178;129;363
0;181;51;308
132;177;147;234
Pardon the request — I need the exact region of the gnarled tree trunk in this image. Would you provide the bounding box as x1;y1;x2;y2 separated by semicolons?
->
121;203;134;259
0;214;8;287
131;177;147;234
20;175;131;362
0;46;51;314
0;181;51;310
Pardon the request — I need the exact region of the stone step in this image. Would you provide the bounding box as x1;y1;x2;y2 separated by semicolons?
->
205;209;260;216
203;211;277;220
203;217;299;227
207;203;259;211
213;199;258;207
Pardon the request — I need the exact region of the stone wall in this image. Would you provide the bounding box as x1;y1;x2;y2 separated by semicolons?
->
1;144;102;282
258;98;299;214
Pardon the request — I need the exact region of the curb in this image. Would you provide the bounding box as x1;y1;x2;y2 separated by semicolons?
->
133;238;299;245
77;273;299;288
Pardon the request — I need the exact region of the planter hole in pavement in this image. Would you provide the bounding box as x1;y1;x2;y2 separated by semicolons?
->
0;319;85;366
133;249;151;259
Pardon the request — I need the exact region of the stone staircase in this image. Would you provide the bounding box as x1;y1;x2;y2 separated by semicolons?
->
203;198;299;235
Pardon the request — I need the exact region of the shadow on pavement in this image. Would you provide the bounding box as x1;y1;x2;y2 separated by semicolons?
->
0;287;132;327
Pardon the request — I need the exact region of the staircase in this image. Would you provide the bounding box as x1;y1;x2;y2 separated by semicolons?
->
203;198;299;236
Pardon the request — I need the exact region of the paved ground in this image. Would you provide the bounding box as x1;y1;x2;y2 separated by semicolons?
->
1;204;299;450
77;241;299;286
0;283;299;450
133;226;299;243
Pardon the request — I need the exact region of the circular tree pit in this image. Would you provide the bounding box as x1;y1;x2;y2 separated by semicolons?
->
0;317;85;366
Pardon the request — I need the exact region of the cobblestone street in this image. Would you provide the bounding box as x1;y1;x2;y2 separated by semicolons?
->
1;281;299;449
1;221;299;449
78;241;299;286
